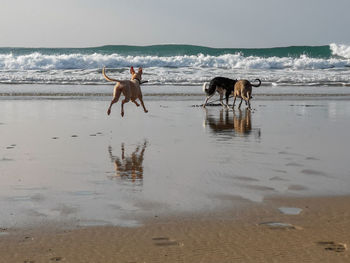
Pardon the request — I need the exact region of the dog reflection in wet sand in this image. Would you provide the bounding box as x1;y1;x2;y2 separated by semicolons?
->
205;109;259;136
108;141;148;182
233;109;252;135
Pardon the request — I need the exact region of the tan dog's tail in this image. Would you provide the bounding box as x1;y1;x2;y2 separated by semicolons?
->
251;79;261;87
102;67;120;82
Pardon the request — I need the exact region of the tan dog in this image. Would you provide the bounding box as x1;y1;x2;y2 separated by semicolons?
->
102;66;148;117
233;79;261;109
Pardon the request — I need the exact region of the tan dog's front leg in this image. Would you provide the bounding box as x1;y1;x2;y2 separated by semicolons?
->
139;98;148;113
132;100;140;107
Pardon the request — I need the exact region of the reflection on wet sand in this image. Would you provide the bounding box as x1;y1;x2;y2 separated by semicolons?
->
234;109;252;135
204;109;260;138
108;141;148;183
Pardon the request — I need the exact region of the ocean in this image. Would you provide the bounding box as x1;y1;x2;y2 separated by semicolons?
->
0;43;350;96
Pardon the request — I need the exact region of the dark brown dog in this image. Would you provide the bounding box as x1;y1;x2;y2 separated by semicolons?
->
233;79;261;109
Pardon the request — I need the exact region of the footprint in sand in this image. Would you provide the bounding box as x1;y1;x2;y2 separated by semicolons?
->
306;156;320;161
317;241;347;252
287;184;308;191
90;132;103;137
301;169;328;177
152;237;183;247
285;162;304;167
259;222;302;230
6;144;16;149
50;256;63;261
269;176;289;181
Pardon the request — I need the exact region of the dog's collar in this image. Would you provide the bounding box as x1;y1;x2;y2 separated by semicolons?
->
133;77;141;84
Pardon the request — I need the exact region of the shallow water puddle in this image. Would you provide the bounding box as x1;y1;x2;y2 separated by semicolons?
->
278;207;303;215
259;222;301;230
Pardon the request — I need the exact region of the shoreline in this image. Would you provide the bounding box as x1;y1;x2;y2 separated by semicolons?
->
2;93;350;104
1;83;350;99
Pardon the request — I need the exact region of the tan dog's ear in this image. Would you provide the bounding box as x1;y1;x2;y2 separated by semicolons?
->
138;67;143;74
130;66;135;75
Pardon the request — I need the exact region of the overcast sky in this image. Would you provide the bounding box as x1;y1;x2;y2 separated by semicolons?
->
1;0;349;48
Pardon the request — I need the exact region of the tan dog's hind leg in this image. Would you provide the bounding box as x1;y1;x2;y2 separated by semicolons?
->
233;95;237;108
241;95;249;109
107;87;122;115
246;97;251;109
238;98;244;108
242;92;251;109
121;98;130;117
240;88;252;109
247;91;252;109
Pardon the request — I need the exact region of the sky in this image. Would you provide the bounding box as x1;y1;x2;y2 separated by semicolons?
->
1;0;350;48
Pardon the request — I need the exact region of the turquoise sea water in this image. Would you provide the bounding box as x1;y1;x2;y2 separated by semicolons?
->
0;44;334;58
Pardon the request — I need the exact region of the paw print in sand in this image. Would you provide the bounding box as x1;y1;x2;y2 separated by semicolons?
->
317;241;347;253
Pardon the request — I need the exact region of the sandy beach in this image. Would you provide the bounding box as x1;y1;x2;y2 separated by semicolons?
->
1;93;350;262
0;195;349;262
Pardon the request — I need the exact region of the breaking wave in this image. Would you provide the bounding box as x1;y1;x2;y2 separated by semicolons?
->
0;44;349;85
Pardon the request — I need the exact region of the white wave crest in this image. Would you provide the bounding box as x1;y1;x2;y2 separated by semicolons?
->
0;52;350;71
330;43;350;59
1;66;350;86
0;50;350;70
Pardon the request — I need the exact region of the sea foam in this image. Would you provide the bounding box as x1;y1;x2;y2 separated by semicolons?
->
0;52;349;71
330;43;350;59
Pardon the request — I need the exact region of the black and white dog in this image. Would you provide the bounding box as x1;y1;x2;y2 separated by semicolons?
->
202;77;237;108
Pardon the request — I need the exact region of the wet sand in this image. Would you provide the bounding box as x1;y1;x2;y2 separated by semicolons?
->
0;196;349;262
1;95;350;262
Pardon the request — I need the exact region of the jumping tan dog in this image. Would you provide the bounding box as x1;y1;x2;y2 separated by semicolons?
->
233;79;261;109
102;66;148;117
